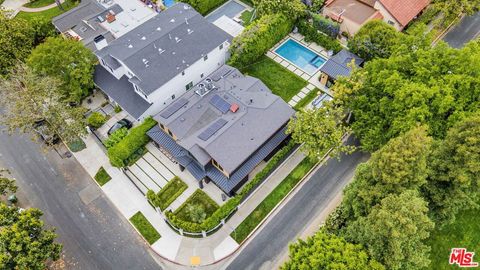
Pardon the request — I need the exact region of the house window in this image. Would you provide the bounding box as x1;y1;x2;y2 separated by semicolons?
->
219;44;224;50
200;73;204;78
212;159;224;172
203;55;208;61
159;123;165;130
168;129;173;137
388;20;395;25
186;81;193;91
171;94;175;100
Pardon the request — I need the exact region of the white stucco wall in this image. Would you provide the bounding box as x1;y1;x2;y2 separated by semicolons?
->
373;1;402;30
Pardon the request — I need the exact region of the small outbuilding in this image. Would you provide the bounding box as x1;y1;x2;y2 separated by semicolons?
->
319;49;364;88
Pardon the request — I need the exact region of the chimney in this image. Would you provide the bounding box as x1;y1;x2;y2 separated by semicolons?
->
94;35;108;51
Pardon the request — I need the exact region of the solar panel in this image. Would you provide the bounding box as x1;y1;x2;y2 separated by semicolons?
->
160;98;188;119
210;94;231;114
198;119;228;141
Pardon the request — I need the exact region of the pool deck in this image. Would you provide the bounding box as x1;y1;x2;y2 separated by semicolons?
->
266;33;332;108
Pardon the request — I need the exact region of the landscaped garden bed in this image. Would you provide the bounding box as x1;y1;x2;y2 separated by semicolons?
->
94;166;111;186
241;55;307;102
129;211;161;244
174;189;219;223
147;176;188;211
231;157;318;243
294;88;320;110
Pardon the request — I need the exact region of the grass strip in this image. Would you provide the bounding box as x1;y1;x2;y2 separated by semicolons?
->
231;157;317;243
294;88;319;110
24;0;55;8
148;176;188;211
129;211;161;244
94;166;111;186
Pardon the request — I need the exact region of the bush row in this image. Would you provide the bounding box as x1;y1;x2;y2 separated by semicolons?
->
104;127;128;149
311;13;340;38
147;176;188;211
229;14;294;69
165;139;297;233
179;0;228;15
297;19;342;53
107;117;157;167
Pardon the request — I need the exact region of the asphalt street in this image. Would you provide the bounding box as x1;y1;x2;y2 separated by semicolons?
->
443;11;480;48
225;137;368;270
0;131;162;270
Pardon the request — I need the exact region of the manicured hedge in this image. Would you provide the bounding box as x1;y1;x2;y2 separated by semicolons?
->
312;13;340;38
104;127;128;149
229;14;294;69
165;140;297;234
107;117;157;167
147;176;188;211
179;0;227;15
297;19;342;53
129;211;161;244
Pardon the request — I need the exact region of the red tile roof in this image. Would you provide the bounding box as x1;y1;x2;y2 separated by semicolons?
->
378;0;430;26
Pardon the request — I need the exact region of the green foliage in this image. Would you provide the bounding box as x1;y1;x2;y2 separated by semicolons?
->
87;112;107;129
229;14;293;69
107;117;157;167
15;0;79;21
0;204;62;270
147;176;188;211
311;13;340;38
335;40;480;151
24;0;55;8
293;89;319;110
307;0;325;13
0;171;17;196
423;112;480;223
0;64;87;146
129;211;161;244
240;55;307;101
67;138;86;152
434;0;480;22
282;229;384;270
345;190;434;270
0;13;35;75
27;36;96;102
179;0;227;15
348;20;401;61
104;127;128;149
231;157;317;243
296;18;342;53
240;10;254;26
253;0;306;19
174;189;219;223
287;105;354;160
187;204;207;223
114;105;122;113
94;167;111;186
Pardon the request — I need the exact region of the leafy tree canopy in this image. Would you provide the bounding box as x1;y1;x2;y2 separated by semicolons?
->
253;0;306;19
27;36;96;102
0;63;87;145
282;229;384;270
434;0;480;21
345;190;434;270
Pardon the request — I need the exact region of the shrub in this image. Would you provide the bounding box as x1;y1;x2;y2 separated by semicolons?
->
179;0;227;15
297;19;342;53
94;166;111;186
229;14;294;69
87;112;107;129
114;105;122;113
107;117;157;167
147;176;188;211
129;211;161;244
104;127;128;149
312;13;340;38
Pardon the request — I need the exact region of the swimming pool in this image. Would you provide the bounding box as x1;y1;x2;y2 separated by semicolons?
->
163;0;175;8
274;39;326;74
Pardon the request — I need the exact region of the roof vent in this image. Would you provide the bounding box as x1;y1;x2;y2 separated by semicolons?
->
142;59;149;65
175;37;181;43
156;27;161;31
205;78;214;90
187;28;193;34
128;44;133;48
141;36;146;40
158;48;165;54
196;83;206;96
170;18;175;23
183;5;189;9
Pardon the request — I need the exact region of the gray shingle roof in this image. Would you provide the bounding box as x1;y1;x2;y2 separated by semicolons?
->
153;65;295;174
320;49;364;80
95;3;232;95
94;65;151;119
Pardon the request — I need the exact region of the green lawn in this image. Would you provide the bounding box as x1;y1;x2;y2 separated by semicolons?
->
174;189;219;223
24;0;55;8
153;176;188;211
129;211;161;244
241;55;308;102
94;167;111;186
16;0;78;21
426;209;480;269
231;157;318;243
240;10;253;26
294;88;320;110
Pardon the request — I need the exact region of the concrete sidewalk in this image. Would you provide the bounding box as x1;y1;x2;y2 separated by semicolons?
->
72;133;306;266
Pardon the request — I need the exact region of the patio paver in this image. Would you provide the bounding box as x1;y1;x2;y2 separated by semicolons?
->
301;73;311;80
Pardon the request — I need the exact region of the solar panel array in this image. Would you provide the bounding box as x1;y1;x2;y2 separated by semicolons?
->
160;98;188;119
198;119;228;141
210;94;231;114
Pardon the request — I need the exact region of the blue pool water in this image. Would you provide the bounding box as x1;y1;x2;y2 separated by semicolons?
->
163;0;175;7
275;39;326;74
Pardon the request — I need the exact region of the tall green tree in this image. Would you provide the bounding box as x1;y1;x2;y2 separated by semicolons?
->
423;112;480;224
347;20;400;60
434;0;480;21
345;190;435;270
0;63;87;145
282;229;384;270
27;36;96;102
253;0;306;19
0;13;35;75
287;105;354;160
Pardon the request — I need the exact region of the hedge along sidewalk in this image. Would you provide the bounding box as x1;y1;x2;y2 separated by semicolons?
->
129;211;161;244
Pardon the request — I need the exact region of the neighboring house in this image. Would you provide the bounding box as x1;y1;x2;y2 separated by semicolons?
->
323;0;430;35
147;65;295;196
52;0;156;51
93;3;232;120
319;49;363;87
